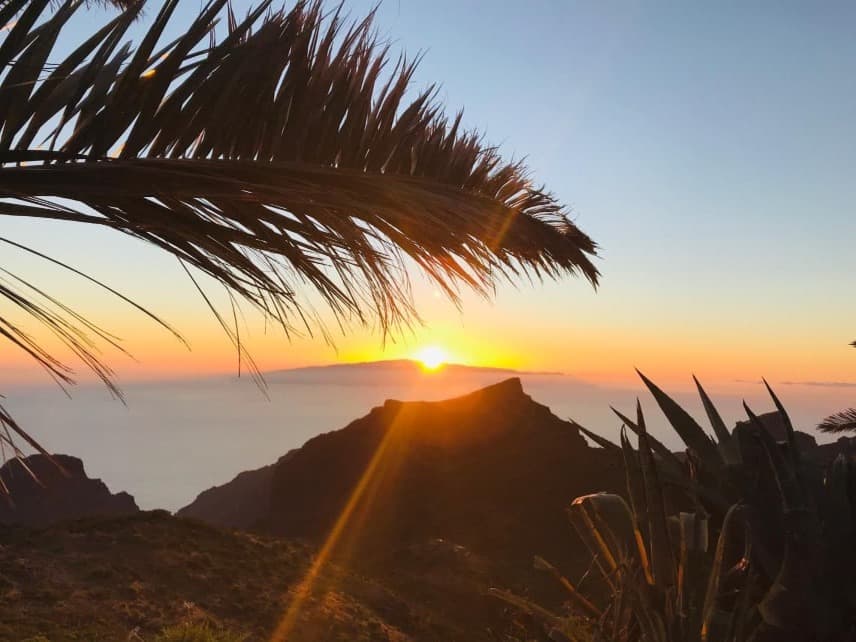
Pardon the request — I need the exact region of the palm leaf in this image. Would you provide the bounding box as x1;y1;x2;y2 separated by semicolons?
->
818;408;856;434
0;1;598;456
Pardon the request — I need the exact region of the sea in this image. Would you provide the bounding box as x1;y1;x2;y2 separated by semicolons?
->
2;363;852;511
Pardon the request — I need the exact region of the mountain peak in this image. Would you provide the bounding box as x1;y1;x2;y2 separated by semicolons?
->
178;379;628;605
468;376;524;397
0;454;138;527
382;376;526;410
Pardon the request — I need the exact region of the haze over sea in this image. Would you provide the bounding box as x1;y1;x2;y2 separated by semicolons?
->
3;361;851;512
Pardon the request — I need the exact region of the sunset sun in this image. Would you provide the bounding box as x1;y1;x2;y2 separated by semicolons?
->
413;346;449;371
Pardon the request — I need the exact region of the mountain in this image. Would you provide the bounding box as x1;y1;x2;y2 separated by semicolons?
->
734;411;856;466
180;378;626;606
177;455;284;529
0;454;138;527
260;359;563;385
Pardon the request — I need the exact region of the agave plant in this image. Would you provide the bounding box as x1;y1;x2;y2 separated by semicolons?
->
496;373;856;642
0;0;599;478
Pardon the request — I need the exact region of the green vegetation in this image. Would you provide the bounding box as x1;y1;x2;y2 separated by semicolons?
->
499;372;856;641
154;622;248;642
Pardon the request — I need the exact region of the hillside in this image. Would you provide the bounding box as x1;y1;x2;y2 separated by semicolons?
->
0;511;533;641
181;378;627;606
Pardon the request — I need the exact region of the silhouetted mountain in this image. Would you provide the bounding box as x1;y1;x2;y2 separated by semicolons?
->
180;378;626;602
734;411;818;451
734;410;856;466
178;454;288;528
0;454;138;527
261;359;563;385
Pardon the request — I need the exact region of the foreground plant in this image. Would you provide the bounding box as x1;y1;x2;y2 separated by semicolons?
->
154;621;248;642
496;373;856;641
0;0;598;475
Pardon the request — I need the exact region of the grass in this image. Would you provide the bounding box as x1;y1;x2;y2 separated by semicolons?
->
154;622;248;642
0;510;527;641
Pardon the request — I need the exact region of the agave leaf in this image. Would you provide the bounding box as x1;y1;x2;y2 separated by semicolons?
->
610;406;685;476
616;402;731;531
487;587;564;630
827;454;854;530
635;400;676;588
533;555;603;619
619;427;654;586
619;428;646;520
571;417;620;451
694;376;741;466
638;370;726;478
567;504;618;592
673;511;709;639
756;526;818;636
743;403;803;510
700;504;753;642
628;586;668;642
569;492;640;593
762;379;801;478
692;376;730;445
745;404;820;637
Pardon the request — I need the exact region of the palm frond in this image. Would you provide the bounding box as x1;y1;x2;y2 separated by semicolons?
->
0;0;598;457
818;408;856;434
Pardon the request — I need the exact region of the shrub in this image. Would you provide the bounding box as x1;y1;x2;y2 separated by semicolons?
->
154;622;248;642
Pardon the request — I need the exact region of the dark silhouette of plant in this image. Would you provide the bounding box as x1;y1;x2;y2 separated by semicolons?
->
819;409;856;434
496;374;856;641
817;341;856;433
0;0;598;475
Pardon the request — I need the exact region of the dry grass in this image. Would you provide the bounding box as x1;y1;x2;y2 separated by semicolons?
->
0;510;522;641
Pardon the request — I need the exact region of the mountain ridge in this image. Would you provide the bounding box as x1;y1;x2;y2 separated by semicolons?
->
179;377;627;612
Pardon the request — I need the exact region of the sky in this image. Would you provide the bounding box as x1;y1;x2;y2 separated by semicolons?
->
3;1;856;390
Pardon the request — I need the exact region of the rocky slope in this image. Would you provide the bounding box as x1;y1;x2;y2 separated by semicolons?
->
0;454;138;527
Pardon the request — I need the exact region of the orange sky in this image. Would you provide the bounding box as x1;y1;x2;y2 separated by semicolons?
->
2;255;853;392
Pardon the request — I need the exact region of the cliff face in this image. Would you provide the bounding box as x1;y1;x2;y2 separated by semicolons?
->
181;378;626;589
0;454;138;527
177;453;293;529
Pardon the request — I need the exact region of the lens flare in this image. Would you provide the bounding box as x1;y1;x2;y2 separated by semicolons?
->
413;345;448;371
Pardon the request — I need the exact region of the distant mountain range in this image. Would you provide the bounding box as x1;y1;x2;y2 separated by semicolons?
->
260;358;564;385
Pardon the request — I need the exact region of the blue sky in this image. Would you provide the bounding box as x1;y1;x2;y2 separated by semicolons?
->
3;1;856;386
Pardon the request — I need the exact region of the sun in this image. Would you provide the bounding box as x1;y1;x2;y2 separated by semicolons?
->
413;345;449;371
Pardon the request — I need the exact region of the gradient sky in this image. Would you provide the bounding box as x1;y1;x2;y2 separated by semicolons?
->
3;1;856;388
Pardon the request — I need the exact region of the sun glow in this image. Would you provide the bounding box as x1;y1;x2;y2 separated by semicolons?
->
413;345;449;371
